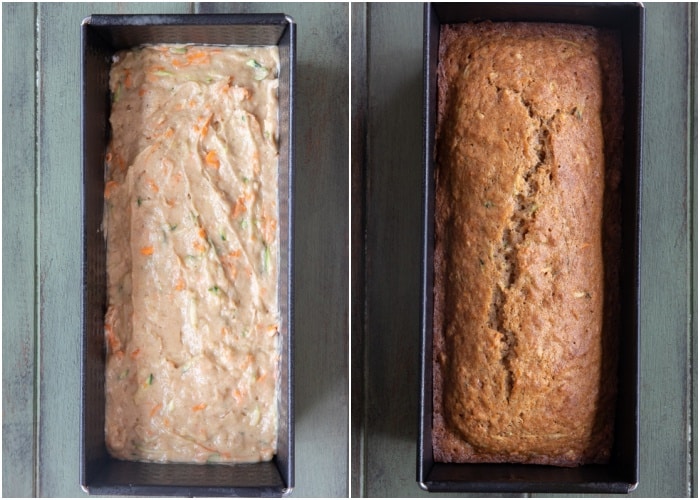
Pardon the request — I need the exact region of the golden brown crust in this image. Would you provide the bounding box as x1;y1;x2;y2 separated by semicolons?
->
432;22;622;466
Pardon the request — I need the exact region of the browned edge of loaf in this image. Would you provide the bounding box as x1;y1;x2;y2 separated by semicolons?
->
432;21;623;467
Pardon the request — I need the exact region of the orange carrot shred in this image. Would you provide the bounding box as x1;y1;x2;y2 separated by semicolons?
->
104;180;119;199
232;389;243;403
264;218;277;243
140;246;154;256
124;70;133;89
223;261;238;280
232;196;246;217
186;51;209;64
192;403;207;412
205;150;220;168
247;354;255;366
105;324;122;353
198;228;206;239
201;115;212;137
150;403;162;417
175;278;185;291
116;154;126;171
147;179;159;193
130;348;141;359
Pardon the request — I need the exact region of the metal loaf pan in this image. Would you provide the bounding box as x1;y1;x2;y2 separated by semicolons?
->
81;14;295;496
419;3;643;494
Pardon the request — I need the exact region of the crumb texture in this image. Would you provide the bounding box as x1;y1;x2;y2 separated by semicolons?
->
432;22;622;466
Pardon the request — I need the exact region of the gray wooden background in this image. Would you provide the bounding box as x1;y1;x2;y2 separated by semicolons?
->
352;2;697;498
2;2;348;497
2;1;697;498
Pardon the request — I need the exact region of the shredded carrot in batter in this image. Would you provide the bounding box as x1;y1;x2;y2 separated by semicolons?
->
150;403;162;417
104;180;119;199
205;150;220;168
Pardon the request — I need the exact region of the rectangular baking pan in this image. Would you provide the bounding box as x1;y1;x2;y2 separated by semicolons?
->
81;14;295;497
419;3;643;494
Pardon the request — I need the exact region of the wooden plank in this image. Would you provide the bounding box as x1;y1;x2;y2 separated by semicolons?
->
2;3;37;497
34;4;193;496
360;2;695;498
690;5;698;497
363;6;524;497
196;3;351;496
634;3;693;497
531;3;696;499
362;4;432;497
351;3;368;497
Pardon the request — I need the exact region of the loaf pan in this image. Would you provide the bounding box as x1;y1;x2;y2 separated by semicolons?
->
81;14;295;496
419;3;643;494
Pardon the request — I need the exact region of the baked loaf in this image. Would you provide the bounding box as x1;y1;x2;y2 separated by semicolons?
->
432;22;622;466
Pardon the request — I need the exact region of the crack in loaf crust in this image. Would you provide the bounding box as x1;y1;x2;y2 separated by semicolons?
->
432;22;622;466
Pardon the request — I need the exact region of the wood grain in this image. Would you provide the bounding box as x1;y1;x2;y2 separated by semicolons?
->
351;3;368;497
195;4;350;496
356;2;696;498
34;4;192;496
634;3;694;497
2;3;37;497
360;5;526;497
1;1;696;497
196;4;350;496
26;2;348;495
362;4;430;497
537;7;696;498
688;4;700;498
